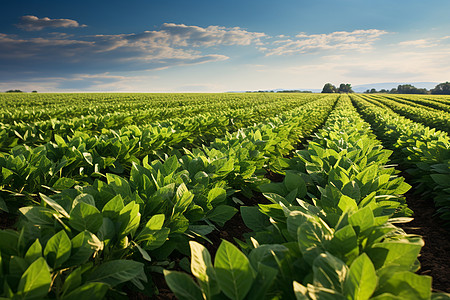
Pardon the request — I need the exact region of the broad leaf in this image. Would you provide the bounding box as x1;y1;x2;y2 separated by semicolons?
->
88;259;144;287
214;240;255;300
343;253;377;300
16;257;51;299
44;230;72;269
164;270;203;300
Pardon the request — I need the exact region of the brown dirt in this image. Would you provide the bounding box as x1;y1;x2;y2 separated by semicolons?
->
0;211;17;230
265;169;285;182
399;191;450;293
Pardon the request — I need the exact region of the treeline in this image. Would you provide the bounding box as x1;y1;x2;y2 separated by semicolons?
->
2;90;37;93
321;83;353;93
364;82;450;95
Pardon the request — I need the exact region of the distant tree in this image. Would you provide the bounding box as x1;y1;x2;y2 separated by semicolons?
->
370;88;377;93
390;88;397;94
6;89;24;93
397;84;428;94
338;83;353;93
32;90;37;93
321;83;337;93
379;89;388;93
431;82;450;95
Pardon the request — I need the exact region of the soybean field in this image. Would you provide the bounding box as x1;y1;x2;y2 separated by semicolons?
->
0;92;449;299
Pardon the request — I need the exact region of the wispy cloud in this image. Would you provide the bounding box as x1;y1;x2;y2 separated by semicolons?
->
398;36;450;48
0;23;263;68
16;15;87;31
264;29;388;56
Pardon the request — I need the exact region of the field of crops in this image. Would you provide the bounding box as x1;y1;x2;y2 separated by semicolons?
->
1;92;449;299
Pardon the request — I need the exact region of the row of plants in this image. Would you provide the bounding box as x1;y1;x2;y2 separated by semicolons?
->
164;95;441;299
361;94;450;134
385;95;450;113
0;94;323;150
351;95;450;223
0;96;338;298
0;93;323;124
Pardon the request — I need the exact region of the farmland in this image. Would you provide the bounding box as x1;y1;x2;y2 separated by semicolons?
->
0;92;449;299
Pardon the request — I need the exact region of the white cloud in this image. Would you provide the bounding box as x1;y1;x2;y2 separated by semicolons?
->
159;23;266;46
0;23;263;64
16;15;87;31
280;47;450;86
264;29;388;56
398;36;450;48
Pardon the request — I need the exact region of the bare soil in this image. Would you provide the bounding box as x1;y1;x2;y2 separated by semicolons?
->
399;190;450;293
0;211;17;230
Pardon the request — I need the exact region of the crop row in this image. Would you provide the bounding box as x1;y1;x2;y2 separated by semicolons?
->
361;94;450;134
0;94;324;150
351;94;450;222
384;95;450;113
0;93;324;124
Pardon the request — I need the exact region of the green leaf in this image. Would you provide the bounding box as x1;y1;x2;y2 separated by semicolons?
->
367;239;423;270
0;229;19;256
52;178;76;190
144;214;165;230
24;239;43;265
328;225;358;263
135;215;169;250
62;266;83;296
66;231;101;266
16;257;51;299
343;253;377;300
376;271;431;300
62;282;109;300
19;206;55;226
163;155;180;175
297;220;330;262
87;259;144;287
337;195;358;214
173;184;194;216
342;181;361;201
118;201;141;238
72;193;96;208
214;240;255;300
207;205;237;227
189;241;218;298
54;134;67;146
313;252;348;292
101;195;124;220
207;187;227;206
240;206;271;232
69;202;103;233
246;263;278;300
44;230;72;269
287;210;317;240
349;206;374;235
40;193;70;218
284;171;307;198
163;270;203;300
431;174;450;187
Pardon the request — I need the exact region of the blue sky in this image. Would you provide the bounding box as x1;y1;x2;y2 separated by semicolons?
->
1;0;450;92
